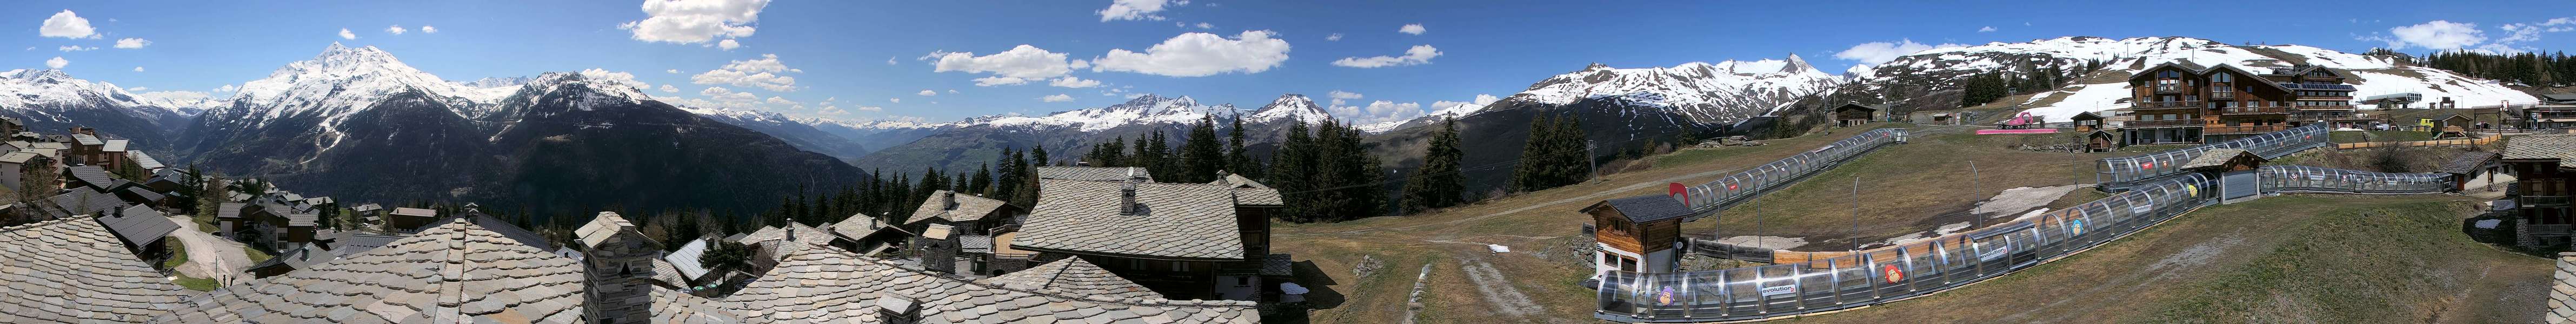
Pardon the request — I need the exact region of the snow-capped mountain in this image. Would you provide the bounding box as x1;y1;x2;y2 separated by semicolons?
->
1514;54;1843;123
179;44;864;215
974;94;1237;132
1856;36;2538;122
1247;94;1333;125
0;69;199;150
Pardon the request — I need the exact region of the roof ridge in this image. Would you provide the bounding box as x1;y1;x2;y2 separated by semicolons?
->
434;219;472;321
774;239;1257;308
0;216;90;233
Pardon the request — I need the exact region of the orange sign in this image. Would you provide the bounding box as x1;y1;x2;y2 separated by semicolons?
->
1882;265;1905;284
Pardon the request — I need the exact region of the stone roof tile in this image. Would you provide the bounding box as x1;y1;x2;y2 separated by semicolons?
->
1014;179;1248;260
0;217;190;323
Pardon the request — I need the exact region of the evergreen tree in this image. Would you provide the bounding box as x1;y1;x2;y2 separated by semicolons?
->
1401;118;1467;213
1032;145;1051;167
1513;116;1561;192
1268;122;1317;221
1224;116;1261;180
1179;116;1226;183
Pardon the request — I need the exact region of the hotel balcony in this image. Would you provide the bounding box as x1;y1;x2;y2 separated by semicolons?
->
2218;106;2292;115
2154;85;2183;93
2205;124;2289;134
2124;119;2204;129
2211;91;2235;99
2133;100;2202;110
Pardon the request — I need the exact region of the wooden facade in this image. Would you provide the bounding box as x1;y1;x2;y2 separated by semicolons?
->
2121;62;2355;145
2511;158;2574;248
1585;204;1680;273
1834;103;1881;127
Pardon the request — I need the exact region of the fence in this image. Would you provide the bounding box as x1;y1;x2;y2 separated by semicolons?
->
2255;165;2454;194
2096;124;2329;191
1672;129;1910;221
1597;174;2216;323
2332;136;2497;150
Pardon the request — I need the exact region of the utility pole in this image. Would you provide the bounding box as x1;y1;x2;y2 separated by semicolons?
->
1971;160;1983;229
1851;176;1861;235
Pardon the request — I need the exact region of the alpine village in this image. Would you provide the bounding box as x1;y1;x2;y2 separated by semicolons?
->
14;1;2576;323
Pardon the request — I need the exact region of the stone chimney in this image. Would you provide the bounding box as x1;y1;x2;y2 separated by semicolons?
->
1119;168;1141;216
941;191;957;210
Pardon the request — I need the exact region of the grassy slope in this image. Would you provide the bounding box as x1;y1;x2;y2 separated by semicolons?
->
1688;130;2102;249
1272;123;2545;323
165;240;218;291
1795;195;2546;323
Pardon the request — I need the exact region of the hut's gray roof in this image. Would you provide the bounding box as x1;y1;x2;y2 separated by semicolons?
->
1589;195;1694;223
828;213;898;242
0;218;190;323
50;187;125;216
666;238;715;280
1014;179;1249;260
975;257;1164;300
717;241;1257;323
97;205;176;248
149;219;590;323
909;190;1014;224
648;287;749;323
1036;166;1154;181
101;139;128;152
0;151;42;164
1208;173;1269;188
126;151;162;170
2179;148;2254;170
66;165;113;188
69;133;101;146
2508;134;2576;160
2442;152;2501;175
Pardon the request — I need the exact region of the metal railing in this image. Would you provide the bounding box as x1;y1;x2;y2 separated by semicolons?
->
1597;174;2216;323
2096;124;2329;191
2155;85;2184;93
2124;119;2204;128
2254;165;2454;194
1672;129;1909;221
2134;100;2202;109
2219;106;2290;114
2205;125;2291;134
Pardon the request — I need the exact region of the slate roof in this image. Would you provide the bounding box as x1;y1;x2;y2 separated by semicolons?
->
150;219;590;323
0;218;190;323
2509;134;2576;160
351;203;384;213
101;139;128;152
651;259;689;288
577;211;639;249
127;151;162;170
389;207;436;218
1588;195;1695;223
2441;152;2500;175
66;165;113;188
215;202;244;219
667;238;715;280
1036;166;1155;182
740;222;831;248
828;213;897;242
0;151;41;164
1208;173;1269;188
718;241;1257;323
975;257;1164;300
2179;148;2254;170
1230;188;1283;206
97;205;176;247
2545;93;2576;103
1015;179;1249;260
50;187;125;216
648;287;749;323
69;133;101;146
909;190;1014;224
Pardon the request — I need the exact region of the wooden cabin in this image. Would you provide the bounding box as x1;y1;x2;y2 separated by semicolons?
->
2086;130;2118;152
1833;103;1882;127
1582;195;1693;278
2176;148;2268;202
2071;111;2107;132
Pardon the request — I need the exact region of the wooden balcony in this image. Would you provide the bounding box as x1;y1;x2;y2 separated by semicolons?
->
2211;91;2235;99
2525;195;2572;207
2134;100;2202;110
2205;124;2289;134
2154;85;2184;93
2124;119;2204;129
2218;106;2291;115
2294;105;2354;111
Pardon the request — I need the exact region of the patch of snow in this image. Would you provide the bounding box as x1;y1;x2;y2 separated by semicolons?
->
1712;235;1807;251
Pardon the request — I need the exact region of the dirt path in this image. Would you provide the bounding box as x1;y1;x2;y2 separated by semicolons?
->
1457;259;1546;318
166;215;252;287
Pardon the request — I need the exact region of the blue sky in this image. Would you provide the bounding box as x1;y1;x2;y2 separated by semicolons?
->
8;0;2575;125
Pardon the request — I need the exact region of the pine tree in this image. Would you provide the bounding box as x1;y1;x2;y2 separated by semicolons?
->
1513;115;1559;193
1032;145;1051;167
1401;118;1467;213
1180;116;1225;183
1225;116;1261;180
1268;122;1316;222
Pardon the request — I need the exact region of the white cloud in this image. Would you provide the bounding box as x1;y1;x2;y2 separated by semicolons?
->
973;77;1029;86
1325;33;1342;41
717;39;741;50
1048;76;1102;88
889;98;901;103
932;45;1076;84
2368;20;2486;50
1042;94;1076;102
113;38;149;49
1098;0;1173;22
213;84;237;93
917;90;937;96
764;96;797;106
1398;24;1426;35
699;86;757;103
1977;26;1996;32
1833;39;1960;64
2497;16;2576;45
665;69;681;73
1429;94;1499;114
421;25;438;33
131;66;143;72
886;57;898;65
1327;90;1362;106
946;89;958;94
1091;30;1292;77
577;68;652;90
339;28;357;39
620;0;771;44
1331;44;1440;68
39;10;97;39
387;25;408;35
658;84;678;92
690;53;800;91
1328;100;1422;125
57;45;95;52
1194;22;1213;29
45;57;66;69
126;86;145;92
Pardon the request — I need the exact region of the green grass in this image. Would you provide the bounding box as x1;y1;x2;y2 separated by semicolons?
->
243;246;271;264
2143;198;2515;323
162;240;190;269
2329;130;2436;144
171;274;218;291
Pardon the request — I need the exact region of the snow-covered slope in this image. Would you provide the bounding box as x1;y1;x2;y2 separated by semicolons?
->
1512;54;1843;123
1247;94;1333;125
975;94;1238;132
0;69;198;118
219;43;496;129
1864;36;2538;122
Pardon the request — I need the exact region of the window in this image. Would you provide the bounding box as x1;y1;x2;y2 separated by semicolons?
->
1602;252;1615;265
1237;276;1252;286
2212;73;2233;83
1169;261;1190;272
